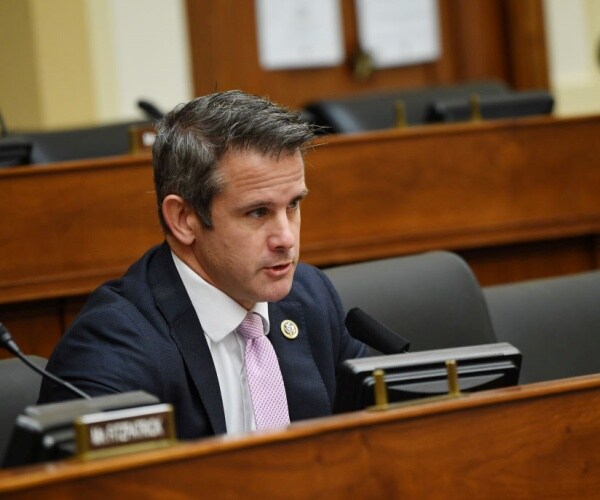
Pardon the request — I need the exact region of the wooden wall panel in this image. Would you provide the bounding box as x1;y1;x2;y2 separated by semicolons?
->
301;115;600;267
445;0;510;82
185;0;547;109
505;0;550;89
0;156;163;305
0;301;62;360
460;237;598;287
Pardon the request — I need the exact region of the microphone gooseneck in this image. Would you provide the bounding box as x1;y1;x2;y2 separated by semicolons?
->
0;322;91;400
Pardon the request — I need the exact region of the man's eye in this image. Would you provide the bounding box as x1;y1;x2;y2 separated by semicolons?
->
288;199;301;210
248;208;267;218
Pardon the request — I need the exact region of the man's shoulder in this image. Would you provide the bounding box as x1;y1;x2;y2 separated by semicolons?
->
287;262;336;303
120;242;169;284
292;262;327;286
80;243;169;318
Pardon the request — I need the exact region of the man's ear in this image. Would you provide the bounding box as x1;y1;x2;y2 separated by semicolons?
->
161;195;199;245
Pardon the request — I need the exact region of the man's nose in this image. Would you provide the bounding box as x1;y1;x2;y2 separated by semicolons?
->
268;212;297;251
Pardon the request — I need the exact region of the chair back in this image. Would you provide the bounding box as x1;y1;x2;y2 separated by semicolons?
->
304;80;509;133
0;356;46;466
484;271;600;384
324;251;497;352
21;120;151;164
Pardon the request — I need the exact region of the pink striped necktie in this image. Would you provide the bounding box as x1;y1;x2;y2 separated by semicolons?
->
237;312;290;430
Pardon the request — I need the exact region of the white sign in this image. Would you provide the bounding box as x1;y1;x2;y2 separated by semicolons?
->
255;0;345;70
355;0;441;68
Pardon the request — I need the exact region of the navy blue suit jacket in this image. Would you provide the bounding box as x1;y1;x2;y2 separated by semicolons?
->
38;242;366;439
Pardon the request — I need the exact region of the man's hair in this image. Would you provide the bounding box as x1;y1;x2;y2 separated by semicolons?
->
152;90;316;231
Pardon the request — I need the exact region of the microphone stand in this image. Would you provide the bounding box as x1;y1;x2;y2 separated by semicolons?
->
0;322;91;400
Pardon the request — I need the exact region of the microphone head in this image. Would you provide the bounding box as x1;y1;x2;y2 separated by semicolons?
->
137;99;164;120
345;307;410;354
0;322;20;354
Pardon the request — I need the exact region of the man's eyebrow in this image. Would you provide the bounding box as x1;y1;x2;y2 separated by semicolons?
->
242;189;309;209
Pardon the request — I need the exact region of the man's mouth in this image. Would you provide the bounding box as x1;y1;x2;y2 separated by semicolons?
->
264;262;294;276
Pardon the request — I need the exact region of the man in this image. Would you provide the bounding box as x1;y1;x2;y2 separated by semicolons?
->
38;90;367;439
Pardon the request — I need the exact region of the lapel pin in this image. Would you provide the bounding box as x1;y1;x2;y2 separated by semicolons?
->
280;320;299;340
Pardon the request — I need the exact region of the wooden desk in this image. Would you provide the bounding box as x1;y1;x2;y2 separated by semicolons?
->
0;155;162;305
304;115;600;280
1;374;599;498
1;115;599;357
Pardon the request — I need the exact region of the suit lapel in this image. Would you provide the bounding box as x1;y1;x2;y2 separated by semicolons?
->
269;300;332;420
149;243;227;435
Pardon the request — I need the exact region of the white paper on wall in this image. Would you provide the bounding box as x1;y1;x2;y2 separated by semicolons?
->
355;0;441;68
255;0;345;70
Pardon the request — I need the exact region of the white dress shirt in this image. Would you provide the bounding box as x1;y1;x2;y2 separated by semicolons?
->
171;251;270;435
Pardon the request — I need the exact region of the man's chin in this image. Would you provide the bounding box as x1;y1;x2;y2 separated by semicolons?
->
260;278;294;303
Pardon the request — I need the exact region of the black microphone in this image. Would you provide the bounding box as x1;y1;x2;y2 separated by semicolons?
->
0;322;91;400
137;99;164;120
345;307;410;354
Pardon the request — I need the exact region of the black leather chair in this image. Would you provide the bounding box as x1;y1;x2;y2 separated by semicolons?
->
484;271;600;384
304;80;510;133
325;251;600;385
0;356;46;466
2;99;161;166
427;90;554;123
22;120;151;164
304;81;553;134
0;136;32;167
324;251;497;352
23;122;149;163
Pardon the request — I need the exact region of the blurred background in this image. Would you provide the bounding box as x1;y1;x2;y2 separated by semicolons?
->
1;0;599;132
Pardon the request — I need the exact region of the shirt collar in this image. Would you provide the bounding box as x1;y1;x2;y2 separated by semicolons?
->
171;251;270;342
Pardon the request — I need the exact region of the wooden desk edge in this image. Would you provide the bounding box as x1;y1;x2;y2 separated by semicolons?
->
1;372;599;493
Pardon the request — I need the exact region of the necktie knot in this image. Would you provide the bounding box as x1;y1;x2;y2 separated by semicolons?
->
237;312;264;340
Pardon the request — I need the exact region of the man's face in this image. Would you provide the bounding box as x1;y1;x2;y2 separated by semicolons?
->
190;148;307;310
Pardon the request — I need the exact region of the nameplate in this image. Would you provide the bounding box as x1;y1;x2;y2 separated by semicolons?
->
74;403;176;460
